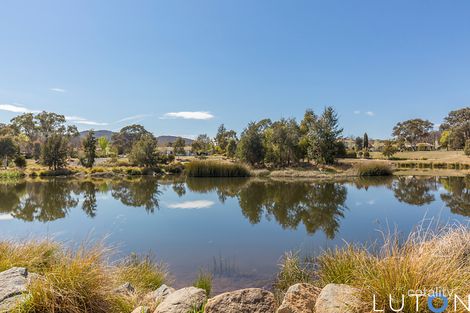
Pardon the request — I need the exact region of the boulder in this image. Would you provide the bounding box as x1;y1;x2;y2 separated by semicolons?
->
154;287;206;313
144;284;175;304
277;283;321;313
314;284;362;313
131;306;150;313
0;267;31;312
204;288;276;313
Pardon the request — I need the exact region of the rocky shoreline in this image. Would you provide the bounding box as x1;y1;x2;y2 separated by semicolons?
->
0;267;362;313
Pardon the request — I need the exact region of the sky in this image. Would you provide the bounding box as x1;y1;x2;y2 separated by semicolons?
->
1;0;470;139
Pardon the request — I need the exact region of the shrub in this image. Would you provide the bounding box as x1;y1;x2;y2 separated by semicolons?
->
465;140;470;156
363;151;370;159
185;160;251;177
193;270;212;297
165;162;184;174
39;169;73;177
355;162;393;176
14;155;27;168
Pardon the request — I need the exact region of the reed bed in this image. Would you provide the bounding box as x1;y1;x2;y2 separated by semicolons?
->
185;160;251;177
355;162;393;176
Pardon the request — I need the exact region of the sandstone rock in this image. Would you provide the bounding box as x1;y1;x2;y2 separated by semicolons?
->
144;284;175;304
314;284;362;313
204;288;276;313
154;287;206;313
131;306;150;313
114;282;135;295
0;267;30;312
277;283;321;313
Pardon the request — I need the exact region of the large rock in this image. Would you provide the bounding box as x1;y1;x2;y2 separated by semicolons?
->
277;283;321;313
204;288;276;313
144;284;175;304
154;287;206;313
131;306;150;313
314;284;362;313
0;267;31;312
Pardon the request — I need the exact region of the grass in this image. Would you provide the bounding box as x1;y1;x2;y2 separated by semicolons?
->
185;160;251;177
355;162;393;176
193;270;212;297
0;239;168;313
0;169;25;179
315;224;470;312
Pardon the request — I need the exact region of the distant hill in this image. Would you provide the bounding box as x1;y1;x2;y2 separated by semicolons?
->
77;131;193;146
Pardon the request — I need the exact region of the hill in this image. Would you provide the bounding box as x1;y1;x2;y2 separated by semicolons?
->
77;131;193;146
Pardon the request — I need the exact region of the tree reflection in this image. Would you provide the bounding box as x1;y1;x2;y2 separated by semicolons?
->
391;177;437;206
440;176;470;216
111;178;161;213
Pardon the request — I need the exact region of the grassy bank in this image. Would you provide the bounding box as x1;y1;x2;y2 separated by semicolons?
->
185;160;251;177
355;162;393;176
275;225;470;312
0;240;168;313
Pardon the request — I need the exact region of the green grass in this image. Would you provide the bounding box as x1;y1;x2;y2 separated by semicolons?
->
193;270;212;297
0;169;25;179
185;160;251;177
355;162;393;176
0;239;169;313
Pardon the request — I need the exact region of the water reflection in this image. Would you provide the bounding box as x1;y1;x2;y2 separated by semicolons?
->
1;176;470;239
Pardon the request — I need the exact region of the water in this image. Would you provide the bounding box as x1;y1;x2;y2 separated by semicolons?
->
0;176;469;293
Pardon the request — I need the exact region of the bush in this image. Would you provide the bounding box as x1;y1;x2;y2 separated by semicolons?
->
355;162;393;176
465;140;470;156
39;169;74;177
363;151;370;159
185;160;251;177
13;155;27;168
193;270;212;297
165;162;184;174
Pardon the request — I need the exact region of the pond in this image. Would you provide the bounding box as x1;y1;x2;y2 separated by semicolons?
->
0;176;469;293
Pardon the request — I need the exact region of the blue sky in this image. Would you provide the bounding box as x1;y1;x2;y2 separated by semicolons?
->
1;0;470;139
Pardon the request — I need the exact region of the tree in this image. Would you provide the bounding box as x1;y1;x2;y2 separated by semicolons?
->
382;140;398;159
214;124;237;154
10;113;37;139
41;134;69;170
355;137;363;151
307;107;343;165
439;130;451;150
299;109;316;162
0;137;18;168
81;130;97;168
226;139;237;158
36;111;78;139
264;118;300;167
98;136;110;156
392;119;434;150
440;107;470;149
173;137;186;155
112;124;153;154
237;122;265;166
363;133;369;151
129;134;159;167
191;134;212;155
465;140;470;156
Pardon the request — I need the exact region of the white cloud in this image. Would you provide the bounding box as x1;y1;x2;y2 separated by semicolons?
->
365;111;375;116
115;114;152;123
0;104;34;113
50;88;66;93
167;200;215;209
161;111;214;120
0;214;13;221
354;110;361;114
65;115;109;126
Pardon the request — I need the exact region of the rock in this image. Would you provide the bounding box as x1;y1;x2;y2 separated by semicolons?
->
0;267;31;312
114;282;135;295
144;284;175;304
277;283;321;313
131;306;150;313
314;284;362;313
154;287;206;313
204;288;276;313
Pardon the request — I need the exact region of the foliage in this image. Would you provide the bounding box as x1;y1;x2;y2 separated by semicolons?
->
128;134;159;167
193;270;212;296
439;130;451;149
191;134;213;155
215;124;237;153
226;139;237;158
363;133;369;150
440;107;470;149
112;124;153;154
264;118;301;167
465;140;470;156
307;107;343;165
173;137;186;155
14;155;27;168
41;133;69;170
185;160;250;177
0;136;18;168
355;136;363;151
355;162;393;176
80;130;97;168
392;118;434;150
98;136;110;156
382;140;398;159
237;122;266;166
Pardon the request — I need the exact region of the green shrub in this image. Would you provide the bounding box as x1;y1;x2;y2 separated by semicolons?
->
165;162;184;174
39;169;73;177
193;270;212;297
185;160;251;177
363;151;370;159
355;162;393;176
14;155;27;168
